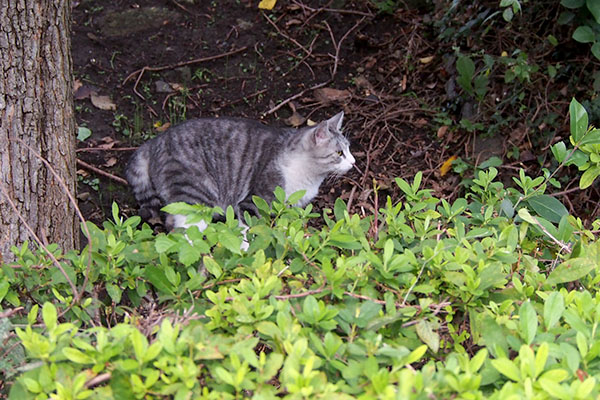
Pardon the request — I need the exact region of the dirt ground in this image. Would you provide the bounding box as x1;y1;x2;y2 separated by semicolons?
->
71;0;599;227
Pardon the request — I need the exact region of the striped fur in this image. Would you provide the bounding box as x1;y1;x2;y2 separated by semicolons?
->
125;112;354;228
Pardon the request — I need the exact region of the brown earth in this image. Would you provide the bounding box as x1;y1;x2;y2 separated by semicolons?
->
72;0;600;229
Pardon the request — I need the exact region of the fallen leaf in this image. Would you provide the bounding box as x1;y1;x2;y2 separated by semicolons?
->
437;125;449;138
104;157;117;168
314;88;351;105
77;126;92;142
77;192;91;201
285;18;302;27
440;155;458;176
73;79;82;92
258;0;277;10
286;111;305;127
354;76;374;92
306;119;317;127
90;94;116;111
364;57;377;69
155;122;171;132
414;118;428;128
419;56;434;64
74;85;97;100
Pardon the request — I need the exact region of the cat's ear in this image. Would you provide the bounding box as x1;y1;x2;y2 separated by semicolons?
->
327;111;344;132
311;123;330;146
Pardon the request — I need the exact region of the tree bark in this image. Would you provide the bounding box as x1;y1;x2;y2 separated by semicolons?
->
0;0;78;262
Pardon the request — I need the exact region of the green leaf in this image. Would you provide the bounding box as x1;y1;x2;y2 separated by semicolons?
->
519;301;537;345
202;256;223;277
415;319;439;353
154;235;177;253
286;190;306;205
217;231;242;255
77;126;92;142
546;258;595;285
456;55;475;79
130;330;148;363
63;348;93;364
551;141;567;162
587;0;600;23
526;195;568;224
544;292;565;330
539;378;570;399
517;208;537;225
592;42;600;61
333;198;347;221
178;241;202;266
491;358;521;382
580;128;600;145
42;302;57;332
573;26;595;43
21;377;42;393
570;98;589;142
106;283;122;303
161;202;199;215
144;266;175;295
580;165;600;189
535;342;549;378
561;0;584;8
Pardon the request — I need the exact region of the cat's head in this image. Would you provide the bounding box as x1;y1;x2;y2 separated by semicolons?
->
302;111;355;175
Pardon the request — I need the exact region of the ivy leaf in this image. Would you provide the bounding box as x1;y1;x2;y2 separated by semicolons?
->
592;42;600;61
561;0;584;8
573;26;595;43
77;126;92;142
587;0;600;23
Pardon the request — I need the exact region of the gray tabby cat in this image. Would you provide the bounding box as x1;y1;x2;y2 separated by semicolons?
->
125;112;355;230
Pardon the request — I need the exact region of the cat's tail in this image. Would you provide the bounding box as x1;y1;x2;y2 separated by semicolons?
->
125;147;162;223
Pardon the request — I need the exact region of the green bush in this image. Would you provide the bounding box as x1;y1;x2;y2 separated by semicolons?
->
2;99;600;398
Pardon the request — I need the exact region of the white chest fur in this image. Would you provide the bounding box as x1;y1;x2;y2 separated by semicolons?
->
279;154;324;206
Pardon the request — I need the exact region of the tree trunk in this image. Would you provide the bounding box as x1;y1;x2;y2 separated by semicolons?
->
0;0;78;262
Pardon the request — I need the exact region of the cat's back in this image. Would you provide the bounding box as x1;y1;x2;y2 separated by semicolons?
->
148;117;291;153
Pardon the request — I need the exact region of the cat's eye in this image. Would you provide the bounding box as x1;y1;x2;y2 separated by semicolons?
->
337;150;343;157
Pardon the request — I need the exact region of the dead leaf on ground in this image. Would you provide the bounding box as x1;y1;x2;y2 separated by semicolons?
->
258;0;277;10
74;85;97;100
155;122;171;132
314;88;351;105
90;94;116;111
286;111;306;127
414;118;428;128
420;56;435;64
437;125;449;139
364;57;377;69
74;79;82;92
103;157;118;168
440;155;458;176
354;76;374;93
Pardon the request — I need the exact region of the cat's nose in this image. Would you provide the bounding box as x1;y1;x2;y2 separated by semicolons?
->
347;153;355;165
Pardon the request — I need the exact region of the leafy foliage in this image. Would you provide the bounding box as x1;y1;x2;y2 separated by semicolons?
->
3;100;600;397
